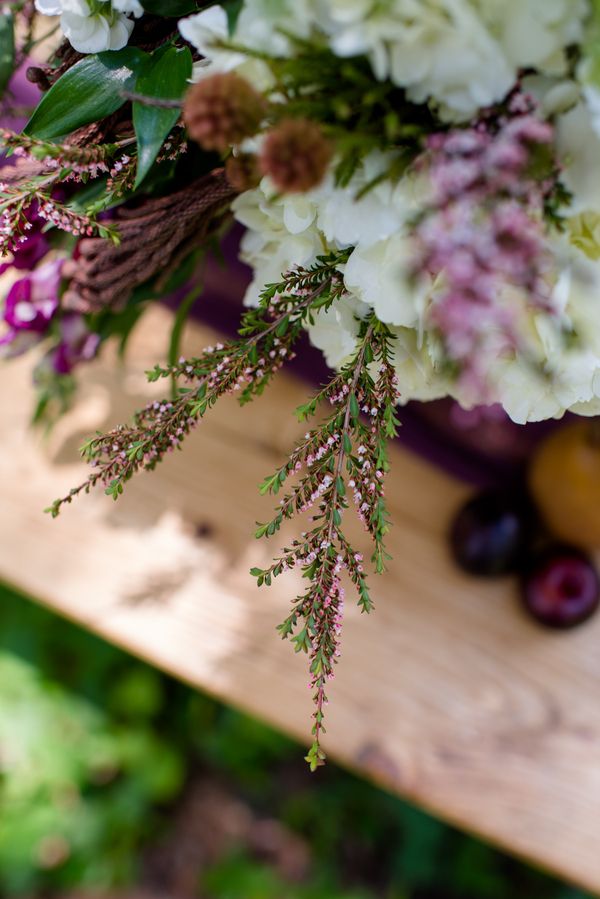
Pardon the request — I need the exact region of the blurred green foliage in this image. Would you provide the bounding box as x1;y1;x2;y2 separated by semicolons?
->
0;583;592;899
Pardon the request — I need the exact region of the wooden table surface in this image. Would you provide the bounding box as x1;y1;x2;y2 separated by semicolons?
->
1;306;599;894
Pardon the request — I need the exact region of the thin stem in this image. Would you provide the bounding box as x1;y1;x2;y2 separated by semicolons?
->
121;91;183;109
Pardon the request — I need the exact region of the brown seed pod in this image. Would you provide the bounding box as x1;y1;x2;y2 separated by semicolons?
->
259;119;333;193
183;72;267;153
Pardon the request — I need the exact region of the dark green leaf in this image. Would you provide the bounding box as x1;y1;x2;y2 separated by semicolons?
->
24;48;148;141
142;0;198;13
133;45;192;188
167;278;203;396
226;0;244;33
0;11;14;99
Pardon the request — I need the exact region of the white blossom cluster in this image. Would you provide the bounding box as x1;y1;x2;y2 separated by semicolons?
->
232;150;600;424
35;0;600;422
34;0;143;53
178;1;600;424
180;0;588;120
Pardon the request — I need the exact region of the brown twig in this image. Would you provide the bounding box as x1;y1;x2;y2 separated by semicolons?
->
62;169;238;312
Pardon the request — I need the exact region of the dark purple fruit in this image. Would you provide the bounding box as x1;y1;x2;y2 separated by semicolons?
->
450;489;534;577
521;545;600;629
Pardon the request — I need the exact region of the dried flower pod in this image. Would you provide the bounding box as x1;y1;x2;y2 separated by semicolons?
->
225;152;261;191
183;72;267;153
260;119;332;193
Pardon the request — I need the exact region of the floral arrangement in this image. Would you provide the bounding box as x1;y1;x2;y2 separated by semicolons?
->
3;0;600;767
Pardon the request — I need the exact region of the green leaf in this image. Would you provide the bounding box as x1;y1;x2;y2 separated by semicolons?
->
582;0;600;86
133;45;192;188
167;277;203;396
0;10;14;99
24;48;148;141
225;0;244;33
142;0;198;13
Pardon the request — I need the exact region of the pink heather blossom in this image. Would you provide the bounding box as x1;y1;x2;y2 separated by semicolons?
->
415;102;557;398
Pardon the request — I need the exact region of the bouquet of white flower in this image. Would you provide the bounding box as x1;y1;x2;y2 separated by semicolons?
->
3;0;600;765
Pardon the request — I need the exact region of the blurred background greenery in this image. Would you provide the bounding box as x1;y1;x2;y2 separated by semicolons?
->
0;582;591;899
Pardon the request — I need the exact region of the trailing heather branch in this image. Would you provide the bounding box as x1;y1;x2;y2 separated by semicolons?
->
45;251;351;517
250;317;400;769
0;128;135;171
45;251;401;768
0;131;131;251
0;176;119;252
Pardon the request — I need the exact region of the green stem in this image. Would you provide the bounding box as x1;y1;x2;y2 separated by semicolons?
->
168;278;205;400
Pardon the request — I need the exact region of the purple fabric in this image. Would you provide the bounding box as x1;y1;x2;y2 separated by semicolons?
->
0;61;41;132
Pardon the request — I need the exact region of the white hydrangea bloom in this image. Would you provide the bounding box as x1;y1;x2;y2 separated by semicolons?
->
192;0;600;423
179;5;275;90
314;154;414;248
581;83;600;140
476;0;588;73
181;1;591;120
179;6;244;74
232;181;324;308
34;0;141;53
555;101;600;216
450;247;600;422
235;0;314;55
234;148;600;424
343;234;434;329
113;0;144;14
315;0;588;118
307;293;369;369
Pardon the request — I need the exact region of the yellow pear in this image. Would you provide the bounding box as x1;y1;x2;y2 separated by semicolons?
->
529;420;600;549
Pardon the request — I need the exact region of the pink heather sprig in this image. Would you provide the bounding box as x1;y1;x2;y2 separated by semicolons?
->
156;127;188;165
414;98;560;399
0;131;134;250
0;129;135;174
45;251;351;518
0;179;119;253
105;155;136;196
251;318;400;770
44;253;403;770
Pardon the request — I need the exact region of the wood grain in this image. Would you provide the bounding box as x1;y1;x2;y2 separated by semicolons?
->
1;306;599;894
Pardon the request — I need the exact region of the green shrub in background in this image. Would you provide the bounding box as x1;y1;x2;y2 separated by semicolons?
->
0;584;592;899
0;648;183;894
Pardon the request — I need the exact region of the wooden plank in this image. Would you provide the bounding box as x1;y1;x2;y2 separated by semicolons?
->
1;306;599;894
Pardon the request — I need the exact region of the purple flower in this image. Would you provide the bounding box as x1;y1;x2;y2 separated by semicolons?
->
1;258;63;355
0;203;50;275
48;314;101;375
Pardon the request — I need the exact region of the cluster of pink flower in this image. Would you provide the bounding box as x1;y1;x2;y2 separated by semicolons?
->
8;144;110;183
415;100;557;398
0;200;99;375
36;197;98;237
204;337;291;394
